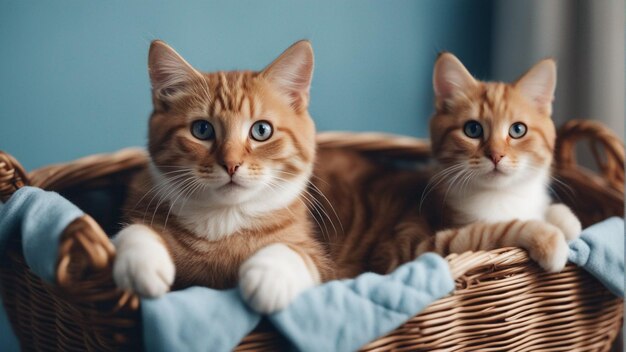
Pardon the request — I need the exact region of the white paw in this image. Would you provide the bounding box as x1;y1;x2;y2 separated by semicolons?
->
545;203;582;241
522;221;569;273
112;224;175;298
239;243;317;314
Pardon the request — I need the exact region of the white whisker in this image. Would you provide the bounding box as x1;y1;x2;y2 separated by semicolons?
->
271;169;344;235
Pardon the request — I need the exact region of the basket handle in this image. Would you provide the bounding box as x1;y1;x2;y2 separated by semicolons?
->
57;212;138;309
0;151;30;202
56;215;115;288
555;119;625;193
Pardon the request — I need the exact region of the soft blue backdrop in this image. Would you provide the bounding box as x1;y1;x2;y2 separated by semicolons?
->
0;1;492;170
1;2;492;349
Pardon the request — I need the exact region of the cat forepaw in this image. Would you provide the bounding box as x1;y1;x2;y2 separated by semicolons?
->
523;221;569;273
112;225;175;298
239;243;316;314
545;203;582;241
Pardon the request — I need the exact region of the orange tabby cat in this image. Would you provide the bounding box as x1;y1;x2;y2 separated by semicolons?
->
113;40;332;313
415;53;582;271
313;53;582;276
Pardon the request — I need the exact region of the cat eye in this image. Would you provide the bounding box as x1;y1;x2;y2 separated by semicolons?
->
250;120;273;141
463;120;483;139
190;120;215;140
509;122;527;139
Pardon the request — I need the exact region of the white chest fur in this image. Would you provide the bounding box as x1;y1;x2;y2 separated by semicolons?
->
175;203;258;240
448;176;551;225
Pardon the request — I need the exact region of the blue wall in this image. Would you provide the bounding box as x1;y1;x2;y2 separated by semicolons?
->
0;1;492;170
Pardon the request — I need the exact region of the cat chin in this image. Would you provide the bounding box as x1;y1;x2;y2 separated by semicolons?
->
189;186;262;207
168;174;309;239
469;171;526;190
215;182;255;197
184;171;307;208
472;167;549;190
472;176;515;190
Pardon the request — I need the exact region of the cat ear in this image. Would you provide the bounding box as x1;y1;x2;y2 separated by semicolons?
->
148;40;201;101
433;52;477;103
261;40;314;112
515;59;556;115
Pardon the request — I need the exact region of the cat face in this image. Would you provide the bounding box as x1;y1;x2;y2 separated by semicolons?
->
429;53;557;189
146;40;316;209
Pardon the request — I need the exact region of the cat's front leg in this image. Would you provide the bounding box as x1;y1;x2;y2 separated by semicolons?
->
421;220;570;272
112;224;175;297
238;243;319;314
545;203;582;241
513;220;570;272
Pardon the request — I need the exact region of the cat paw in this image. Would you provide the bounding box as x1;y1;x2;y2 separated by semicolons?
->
521;220;569;273
239;243;316;314
545;203;582;241
112;224;175;298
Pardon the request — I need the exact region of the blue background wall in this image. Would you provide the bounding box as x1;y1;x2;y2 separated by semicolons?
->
0;1;493;170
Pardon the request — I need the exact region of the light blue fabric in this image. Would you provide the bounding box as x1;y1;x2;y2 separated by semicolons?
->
142;287;261;352
141;253;454;352
0;186;84;283
0;186;85;352
269;253;453;352
568;217;624;297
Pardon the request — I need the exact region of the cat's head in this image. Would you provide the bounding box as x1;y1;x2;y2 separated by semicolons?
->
429;53;557;189
146;40;316;209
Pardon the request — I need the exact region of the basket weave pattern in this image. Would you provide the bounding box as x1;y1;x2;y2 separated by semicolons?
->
0;119;623;351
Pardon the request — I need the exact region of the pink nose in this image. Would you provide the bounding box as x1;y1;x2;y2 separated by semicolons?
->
487;153;505;165
221;163;240;176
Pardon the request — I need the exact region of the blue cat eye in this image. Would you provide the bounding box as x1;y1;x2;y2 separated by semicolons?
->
509;122;527;139
463;120;483;139
250;120;273;142
190;120;215;140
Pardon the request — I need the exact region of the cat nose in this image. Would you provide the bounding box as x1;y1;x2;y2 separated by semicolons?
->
486;152;505;165
220;162;241;176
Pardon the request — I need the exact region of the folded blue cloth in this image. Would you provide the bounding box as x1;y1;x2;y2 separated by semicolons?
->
0;186;85;352
0;187;624;352
142;287;261;352
141;253;453;352
269;253;453;352
568;217;624;297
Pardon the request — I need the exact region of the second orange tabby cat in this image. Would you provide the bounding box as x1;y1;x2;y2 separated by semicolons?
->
314;53;582;276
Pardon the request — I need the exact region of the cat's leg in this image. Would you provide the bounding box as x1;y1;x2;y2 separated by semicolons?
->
112;224;175;297
419;220;569;272
238;243;320;313
545;203;582;241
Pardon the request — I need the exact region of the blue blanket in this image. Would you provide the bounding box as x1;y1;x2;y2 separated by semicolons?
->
0;187;624;352
143;253;453;352
568;216;624;297
0;187;84;352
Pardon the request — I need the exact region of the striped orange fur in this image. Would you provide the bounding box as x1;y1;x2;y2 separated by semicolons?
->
113;40;332;313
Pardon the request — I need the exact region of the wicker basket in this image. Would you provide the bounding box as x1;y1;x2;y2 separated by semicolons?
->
0;119;623;351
